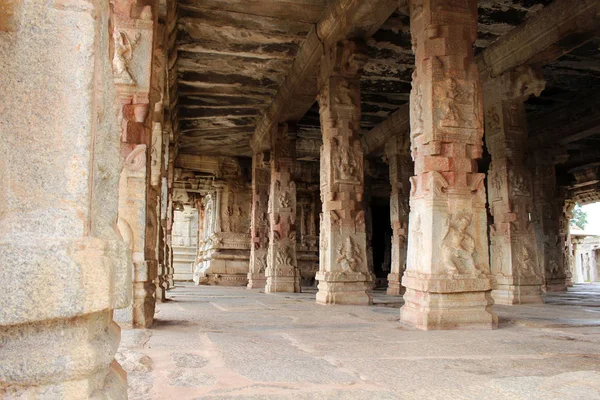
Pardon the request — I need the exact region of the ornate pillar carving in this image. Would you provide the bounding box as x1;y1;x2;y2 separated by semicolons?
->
484;66;546;304
248;151;271;289
532;148;570;292
561;198;576;286
0;0;129;395
265;125;300;293
384;134;412;296
401;0;496;330
316;40;373;305
112;0;157;327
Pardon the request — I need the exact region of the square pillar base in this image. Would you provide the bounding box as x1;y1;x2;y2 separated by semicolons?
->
247;273;266;289
400;274;497;330
546;278;568;293
493;276;543;305
265;275;300;293
315;272;373;305
386;273;405;296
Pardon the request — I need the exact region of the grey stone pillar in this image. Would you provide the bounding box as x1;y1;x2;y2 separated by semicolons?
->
0;1;130;396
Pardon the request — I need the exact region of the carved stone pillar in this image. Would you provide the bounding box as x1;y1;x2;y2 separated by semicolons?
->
111;0;156;327
0;0;129;396
401;0;496;330
532;149;570;292
484;66;546;304
384;134;412;296
248;151;271;289
265;125;301;293
561;199;576;286
316;40;373;305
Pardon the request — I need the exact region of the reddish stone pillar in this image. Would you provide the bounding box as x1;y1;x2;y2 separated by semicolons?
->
112;0;157;327
401;0;497;330
384;134;412;296
248;151;271;289
484;66;546;304
316;40;373;305
265;125;301;293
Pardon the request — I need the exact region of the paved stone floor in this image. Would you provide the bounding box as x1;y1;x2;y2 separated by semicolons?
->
118;284;600;400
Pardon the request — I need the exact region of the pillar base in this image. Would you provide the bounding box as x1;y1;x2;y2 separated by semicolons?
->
265;274;300;293
247;273;266;289
493;276;543;305
400;273;497;330
545;278;568;292
315;272;373;305
386;273;405;296
0;311;126;399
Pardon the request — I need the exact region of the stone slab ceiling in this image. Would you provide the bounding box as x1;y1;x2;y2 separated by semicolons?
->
176;0;326;157
175;0;589;157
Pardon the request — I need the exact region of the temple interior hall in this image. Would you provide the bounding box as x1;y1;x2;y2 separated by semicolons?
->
1;0;600;398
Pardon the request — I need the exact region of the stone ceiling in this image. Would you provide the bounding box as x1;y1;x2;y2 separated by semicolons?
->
173;0;600;195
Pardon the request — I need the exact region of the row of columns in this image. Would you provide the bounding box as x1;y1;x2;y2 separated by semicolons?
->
245;0;573;330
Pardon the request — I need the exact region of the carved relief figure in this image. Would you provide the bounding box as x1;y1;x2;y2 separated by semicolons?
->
279;191;291;208
487;106;501;131
517;244;538;278
334;146;358;181
337;237;362;272
112;30;141;84
334;80;355;106
276;246;293;267
441;212;477;274
443;78;462;124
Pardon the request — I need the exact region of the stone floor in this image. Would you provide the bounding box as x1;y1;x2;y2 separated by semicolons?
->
118;283;600;400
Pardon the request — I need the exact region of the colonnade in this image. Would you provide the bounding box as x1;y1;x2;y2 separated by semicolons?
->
0;0;584;397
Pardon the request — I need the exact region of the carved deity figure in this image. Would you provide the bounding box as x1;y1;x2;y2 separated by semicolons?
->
279;191;291;208
443;78;462;124
112;30;140;84
517;245;538;278
335;147;358;181
336;237;361;272
441;213;477;274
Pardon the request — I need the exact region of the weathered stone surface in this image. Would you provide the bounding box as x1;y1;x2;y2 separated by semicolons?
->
484;66;546;304
266;124;301;293
316;40;373;305
400;0;497;330
248;151;271;289
0;0;129;396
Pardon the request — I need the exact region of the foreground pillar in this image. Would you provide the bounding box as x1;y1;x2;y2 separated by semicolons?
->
265;125;301;293
316;40;373;305
248;151;271;289
401;0;496;330
532;149;569;292
385;135;412;295
484;66;545;304
0;0;130;396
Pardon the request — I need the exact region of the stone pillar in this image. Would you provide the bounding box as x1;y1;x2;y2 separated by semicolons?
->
401;0;496;330
111;0;157;327
484;66;546;304
248;151;271;289
561;199;576;287
316;40;373;305
265;125;301;293
532;149;570;292
0;0;130;396
384;134;412;296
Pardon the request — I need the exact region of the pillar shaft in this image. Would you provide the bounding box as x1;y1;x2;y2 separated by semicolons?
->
248;151;271;289
265;125;300;293
484;66;545;304
385;135;412;296
401;0;496;330
532;149;569;292
0;0;129;396
316;40;373;305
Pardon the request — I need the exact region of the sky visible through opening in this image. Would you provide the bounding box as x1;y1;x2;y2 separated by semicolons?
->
581;202;600;235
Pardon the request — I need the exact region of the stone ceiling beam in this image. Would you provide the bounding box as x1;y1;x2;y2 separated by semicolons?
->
250;0;400;152
529;92;600;148
477;0;600;80
363;0;600;156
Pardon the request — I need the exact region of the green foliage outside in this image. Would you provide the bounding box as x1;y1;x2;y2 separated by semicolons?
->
571;204;588;230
